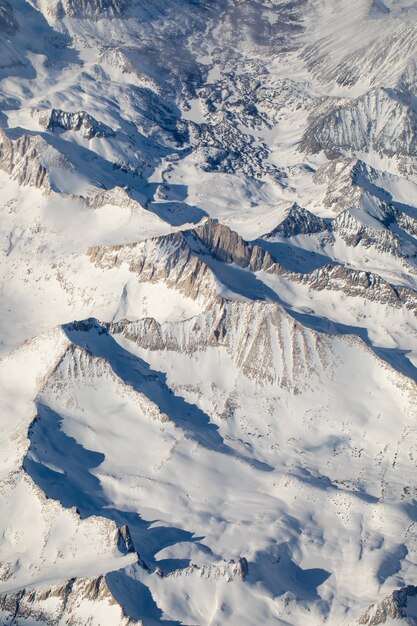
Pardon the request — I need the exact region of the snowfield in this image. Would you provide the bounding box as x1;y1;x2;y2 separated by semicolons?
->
0;0;417;624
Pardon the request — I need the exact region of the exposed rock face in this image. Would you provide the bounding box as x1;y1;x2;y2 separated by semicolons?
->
192;218;275;272
116;524;135;554
188;116;271;177
88;217;417;312
263;203;329;238
312;157;400;215
194;219;417;309
313;158;367;213
191;220;417;311
303;22;417;90
301;6;417;92
48;0;129;19
356;586;417;625
0;128;87;193
301;88;417;172
38;108;115;139
0;129;50;191
85;186;141;210
290;263;417;310
44;341;172;422
1;2;417;624
333;209;406;257
167;556;249;583
110;299;333;390
88;230;221;305
87;218;276;306
0;575;142;625
395;210;417;238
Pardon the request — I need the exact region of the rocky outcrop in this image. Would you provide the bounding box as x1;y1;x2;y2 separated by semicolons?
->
192;218;275;272
301;88;417;172
333;209;406;258
263;203;329;238
189;116;271;177
0;129;51;191
88;217;417;312
117;524;135;554
0;128;87;193
395;210;417;238
85;186;142;210
313;158;367;213
110;299;333;390
290;263;417;310
87;218;276;306
40;339;172;423
167;557;249;583
192;220;417;310
356;585;417;625
302;16;417;89
0;575;142;625
88;231;221;305
37;108;115;139
47;0;129;19
87;219;275;307
312;157;395;215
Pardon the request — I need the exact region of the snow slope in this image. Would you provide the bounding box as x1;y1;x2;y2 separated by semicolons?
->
0;0;416;624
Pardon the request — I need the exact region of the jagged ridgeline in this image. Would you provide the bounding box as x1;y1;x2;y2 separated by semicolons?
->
0;0;417;625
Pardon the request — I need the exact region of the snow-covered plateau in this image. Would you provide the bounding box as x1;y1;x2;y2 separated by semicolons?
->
0;0;417;624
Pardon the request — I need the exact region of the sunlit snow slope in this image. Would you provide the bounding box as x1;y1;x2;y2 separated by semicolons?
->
0;0;417;624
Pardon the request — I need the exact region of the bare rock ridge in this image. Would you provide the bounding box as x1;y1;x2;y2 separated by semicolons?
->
312;158;395;213
356;586;417;625
0;328;142;626
165;557;249;583
301;88;417;173
194;220;417;310
301;12;417;88
313;158;363;213
88;217;417;310
192;218;276;272
45;340;172;423
0;129;50;191
263;203;330;237
38;108;115;139
1;1;417;624
109;299;332;390
0;576;142;626
293;263;417;309
333;209;407;258
48;0;129;19
88;229;220;304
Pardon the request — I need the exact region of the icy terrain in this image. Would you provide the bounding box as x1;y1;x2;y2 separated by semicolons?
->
0;0;417;624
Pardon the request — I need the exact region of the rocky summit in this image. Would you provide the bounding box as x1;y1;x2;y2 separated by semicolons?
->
0;1;417;625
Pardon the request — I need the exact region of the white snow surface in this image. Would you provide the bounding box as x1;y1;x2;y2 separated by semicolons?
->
0;0;417;625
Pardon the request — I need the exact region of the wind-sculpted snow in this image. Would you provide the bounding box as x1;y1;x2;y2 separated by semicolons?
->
13;314;417;625
1;0;417;624
0;330;138;624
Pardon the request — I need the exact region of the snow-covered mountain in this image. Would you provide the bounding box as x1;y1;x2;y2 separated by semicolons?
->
0;0;416;624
